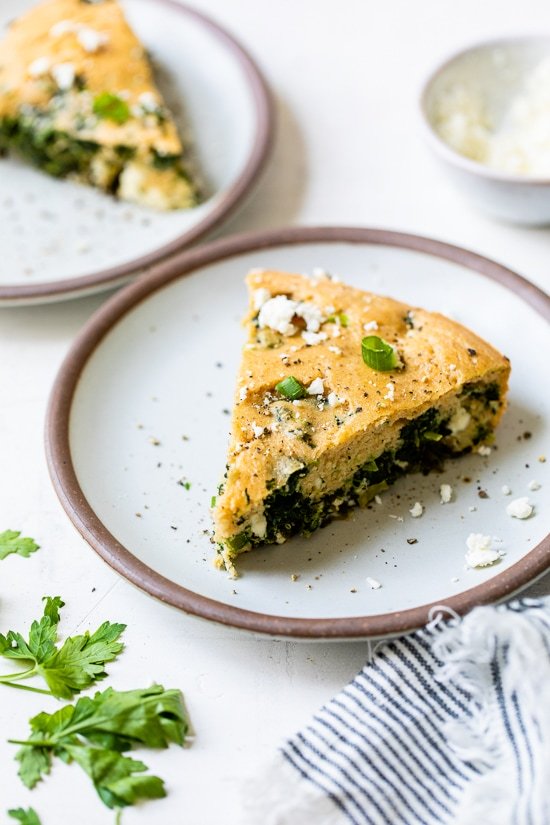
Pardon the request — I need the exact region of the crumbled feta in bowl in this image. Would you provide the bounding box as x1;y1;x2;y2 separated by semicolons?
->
421;36;550;224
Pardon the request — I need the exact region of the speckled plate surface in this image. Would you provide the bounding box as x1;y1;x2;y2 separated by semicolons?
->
0;0;272;304
46;228;550;639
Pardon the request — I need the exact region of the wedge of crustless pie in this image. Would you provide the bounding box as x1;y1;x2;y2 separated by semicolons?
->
0;0;199;209
212;269;510;576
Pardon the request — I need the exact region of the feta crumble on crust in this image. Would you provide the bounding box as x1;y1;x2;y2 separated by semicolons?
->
307;378;325;396
258;295;324;336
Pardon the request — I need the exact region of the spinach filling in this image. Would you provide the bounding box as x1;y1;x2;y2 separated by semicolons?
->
224;382;501;554
0;114;100;179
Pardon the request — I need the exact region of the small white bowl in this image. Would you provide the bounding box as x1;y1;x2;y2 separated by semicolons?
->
420;36;550;225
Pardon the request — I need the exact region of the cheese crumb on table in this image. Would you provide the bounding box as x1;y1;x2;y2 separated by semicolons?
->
477;445;492;457
501;485;512;496
528;480;541;491
366;577;382;590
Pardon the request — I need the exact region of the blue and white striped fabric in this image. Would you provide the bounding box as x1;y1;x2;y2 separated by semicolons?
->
245;598;550;825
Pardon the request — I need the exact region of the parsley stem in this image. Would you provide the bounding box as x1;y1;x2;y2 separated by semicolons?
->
0;666;37;681
0;680;52;696
115;809;123;825
8;738;54;747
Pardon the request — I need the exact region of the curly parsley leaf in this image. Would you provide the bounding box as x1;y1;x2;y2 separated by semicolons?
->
7;809;42;825
0;531;39;561
0;597;125;698
11;685;189;809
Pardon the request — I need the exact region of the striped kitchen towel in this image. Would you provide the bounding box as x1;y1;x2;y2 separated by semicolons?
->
243;598;550;825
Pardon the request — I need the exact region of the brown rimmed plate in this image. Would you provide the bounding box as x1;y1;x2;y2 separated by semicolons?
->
46;227;550;639
0;0;273;305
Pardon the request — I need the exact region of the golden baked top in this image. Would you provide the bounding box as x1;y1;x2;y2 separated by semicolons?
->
0;0;181;155
223;268;509;505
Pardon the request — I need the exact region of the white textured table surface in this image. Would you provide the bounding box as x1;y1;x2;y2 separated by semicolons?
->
1;1;549;823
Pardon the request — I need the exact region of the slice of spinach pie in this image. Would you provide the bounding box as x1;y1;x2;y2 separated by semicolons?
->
0;0;199;209
212;269;510;576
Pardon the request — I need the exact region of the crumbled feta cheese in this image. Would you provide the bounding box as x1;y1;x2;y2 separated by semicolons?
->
447;407;471;435
327;392;341;407
258;296;324;336
434;55;550;177
138;91;159;111
299;302;325;332
50;20;107;52
302;330;328;346
478;445;492;456
251;423;265;438
250;512;267;538
252;287;271;311
328;345;342;355
366;577;382;590
409;502;423;518
51;62;75;90
331;326;341;338
258;296;298;335
501;485;512;496
389;514;404;522
465;533;501;568
307;377;325;396
449;363;457;372
383;382;395;401
451;577;460;583
311;267;329;280
528;480;541;491
239;387;248;402
374;495;383;505
363;320;379;331
506;497;534;519
50;19;74;37
440;484;453;504
77;27;108;52
279;353;289;361
28;57;51;77
469;506;477;512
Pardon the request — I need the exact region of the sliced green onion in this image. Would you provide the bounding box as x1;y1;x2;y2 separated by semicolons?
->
361;336;401;372
276;376;307;400
423;431;443;441
365;459;379;472
327;312;349;327
210;495;217;508
93;92;131;124
226;532;249;552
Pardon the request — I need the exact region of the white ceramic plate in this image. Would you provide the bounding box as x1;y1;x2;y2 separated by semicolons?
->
0;0;272;304
46;228;550;638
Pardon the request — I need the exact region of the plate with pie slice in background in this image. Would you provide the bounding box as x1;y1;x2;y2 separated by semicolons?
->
45;227;550;639
0;0;273;304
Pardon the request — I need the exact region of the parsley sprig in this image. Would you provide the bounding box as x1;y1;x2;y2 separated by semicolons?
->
8;809;41;825
10;685;188;810
0;597;125;699
0;531;39;561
